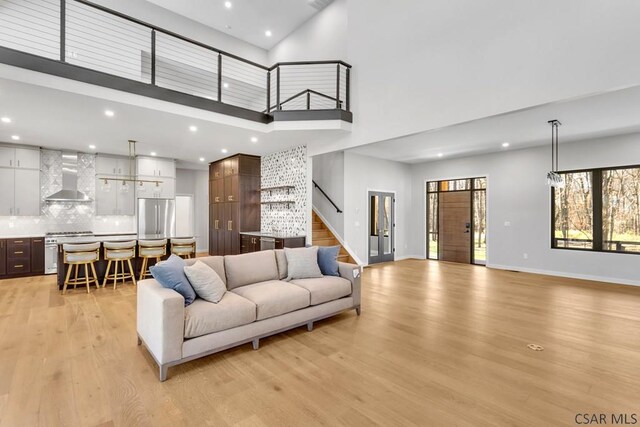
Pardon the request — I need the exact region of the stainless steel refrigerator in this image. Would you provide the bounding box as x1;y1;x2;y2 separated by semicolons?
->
138;198;176;237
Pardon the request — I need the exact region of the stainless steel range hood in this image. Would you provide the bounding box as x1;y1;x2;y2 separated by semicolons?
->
45;152;92;202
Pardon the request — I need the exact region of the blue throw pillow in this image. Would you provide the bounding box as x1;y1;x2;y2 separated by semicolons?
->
150;254;196;306
317;245;340;277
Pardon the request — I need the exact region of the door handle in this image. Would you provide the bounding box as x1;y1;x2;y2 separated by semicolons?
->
227;220;233;231
228;195;233;201
214;219;219;230
215;196;220;202
17;160;20;167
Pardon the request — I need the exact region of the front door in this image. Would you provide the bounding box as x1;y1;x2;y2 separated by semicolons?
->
439;191;471;263
368;191;394;264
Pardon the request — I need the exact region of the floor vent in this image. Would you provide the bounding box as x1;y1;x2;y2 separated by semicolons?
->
527;344;544;351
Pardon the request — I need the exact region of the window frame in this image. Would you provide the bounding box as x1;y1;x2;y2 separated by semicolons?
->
551;163;640;255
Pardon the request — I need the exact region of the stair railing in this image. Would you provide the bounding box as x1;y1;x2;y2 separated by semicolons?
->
313;180;342;213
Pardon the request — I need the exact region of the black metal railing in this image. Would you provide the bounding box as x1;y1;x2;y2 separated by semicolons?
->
0;0;351;116
313;180;342;213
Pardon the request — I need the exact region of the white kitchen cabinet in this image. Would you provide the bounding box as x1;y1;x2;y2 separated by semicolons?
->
136;176;174;199
159;177;175;199
0;147;15;168
0;168;15;215
96;156;135;176
0;146;40;169
14;148;40;169
136;157;175;178
14;169;40;215
95;177;135;215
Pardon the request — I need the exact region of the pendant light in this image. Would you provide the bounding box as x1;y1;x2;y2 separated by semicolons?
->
546;119;564;188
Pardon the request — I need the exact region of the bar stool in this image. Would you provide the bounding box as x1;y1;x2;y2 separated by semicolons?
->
103;240;137;289
170;238;196;259
138;239;167;280
62;242;100;294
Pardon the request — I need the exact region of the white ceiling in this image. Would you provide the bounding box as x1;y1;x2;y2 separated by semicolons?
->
145;0;333;50
350;86;640;163
0;77;345;169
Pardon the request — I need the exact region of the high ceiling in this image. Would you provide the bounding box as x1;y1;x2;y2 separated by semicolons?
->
350;86;640;163
0;77;346;169
145;0;334;50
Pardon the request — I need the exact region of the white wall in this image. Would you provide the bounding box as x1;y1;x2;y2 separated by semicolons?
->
343;152;413;265
312;151;345;237
311;0;640;155
175;168;209;252
268;0;347;64
409;133;640;285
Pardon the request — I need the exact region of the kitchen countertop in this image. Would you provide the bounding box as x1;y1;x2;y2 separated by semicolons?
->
0;235;46;239
239;231;306;239
55;234;196;245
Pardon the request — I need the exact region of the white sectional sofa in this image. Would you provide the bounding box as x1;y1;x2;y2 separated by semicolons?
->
137;249;362;381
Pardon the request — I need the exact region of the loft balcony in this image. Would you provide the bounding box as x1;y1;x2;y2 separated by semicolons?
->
0;0;352;124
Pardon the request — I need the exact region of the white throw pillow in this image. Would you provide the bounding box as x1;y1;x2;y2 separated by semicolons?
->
284;246;323;281
183;261;227;303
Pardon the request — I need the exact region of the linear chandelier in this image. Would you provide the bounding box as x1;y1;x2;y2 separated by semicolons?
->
97;140;163;194
546;119;564;188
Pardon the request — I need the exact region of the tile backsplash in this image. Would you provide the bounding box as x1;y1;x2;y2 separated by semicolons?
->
260;145;307;236
0;149;135;236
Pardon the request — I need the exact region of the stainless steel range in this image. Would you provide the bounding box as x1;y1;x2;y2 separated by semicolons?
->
44;231;94;274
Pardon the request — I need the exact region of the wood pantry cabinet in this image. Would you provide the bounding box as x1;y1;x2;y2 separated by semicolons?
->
209;154;261;256
0;237;44;278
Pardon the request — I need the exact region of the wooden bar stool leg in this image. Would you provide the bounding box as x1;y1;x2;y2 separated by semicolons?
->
73;264;79;289
90;262;98;289
84;263;90;294
113;260;118;290
139;258;147;281
128;259;137;286
63;264;72;294
103;260;112;288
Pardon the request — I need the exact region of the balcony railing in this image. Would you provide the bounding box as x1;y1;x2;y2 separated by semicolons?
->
0;0;351;118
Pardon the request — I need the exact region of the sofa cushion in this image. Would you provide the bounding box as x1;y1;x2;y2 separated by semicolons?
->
185;256;226;285
285;247;323;281
224;251;279;290
150;255;196;306
317;246;341;277
290;276;352;305
231;280;310;320
183;260;227;303
274;249;288;280
184;293;256;339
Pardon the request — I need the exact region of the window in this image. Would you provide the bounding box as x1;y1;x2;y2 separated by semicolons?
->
552;165;640;254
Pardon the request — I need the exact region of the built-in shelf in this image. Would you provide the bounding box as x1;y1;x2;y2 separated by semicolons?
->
261;201;296;205
260;185;295;191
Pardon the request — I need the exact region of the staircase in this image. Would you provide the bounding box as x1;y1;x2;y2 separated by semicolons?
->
312;211;356;264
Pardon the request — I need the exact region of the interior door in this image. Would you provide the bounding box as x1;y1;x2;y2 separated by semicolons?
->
368;191;394;264
439;191;471;263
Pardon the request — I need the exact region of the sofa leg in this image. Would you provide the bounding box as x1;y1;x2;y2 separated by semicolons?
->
307;321;314;332
355;306;361;316
252;338;260;350
159;365;168;382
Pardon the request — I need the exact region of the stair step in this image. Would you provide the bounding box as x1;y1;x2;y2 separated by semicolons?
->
314;237;339;246
313;229;332;238
312;222;325;230
337;254;349;261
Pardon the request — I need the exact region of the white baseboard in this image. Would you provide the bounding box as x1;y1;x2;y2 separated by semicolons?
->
487;263;640;287
395;254;424;261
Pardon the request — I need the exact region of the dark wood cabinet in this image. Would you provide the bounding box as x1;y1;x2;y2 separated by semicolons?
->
31;238;44;274
209;154;261;256
275;237;306;250
241;235;260;253
0;240;6;276
239;235;306;253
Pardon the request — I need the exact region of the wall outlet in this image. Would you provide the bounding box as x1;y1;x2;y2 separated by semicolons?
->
523;253;528;260
354;221;360;227
504;221;511;227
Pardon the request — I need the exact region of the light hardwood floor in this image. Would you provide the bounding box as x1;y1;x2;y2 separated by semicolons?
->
1;260;639;426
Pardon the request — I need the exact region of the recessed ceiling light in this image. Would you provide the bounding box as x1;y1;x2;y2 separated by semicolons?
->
224;1;232;8
1;117;11;123
11;135;20;141
265;30;272;37
104;110;115;117
189;125;198;132
223;82;229;89
89;144;96;149
199;157;205;162
150;152;157;156
502;142;510;148
250;136;258;143
437;153;443;157
221;148;228;154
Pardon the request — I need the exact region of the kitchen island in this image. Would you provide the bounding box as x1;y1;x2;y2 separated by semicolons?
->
55;234;196;290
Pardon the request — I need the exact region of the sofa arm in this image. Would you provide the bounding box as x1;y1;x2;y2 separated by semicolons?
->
338;262;362;308
137;279;185;365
